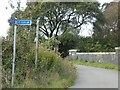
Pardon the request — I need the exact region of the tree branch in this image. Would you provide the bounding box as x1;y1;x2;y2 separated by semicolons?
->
39;26;49;37
74;14;86;28
55;22;62;37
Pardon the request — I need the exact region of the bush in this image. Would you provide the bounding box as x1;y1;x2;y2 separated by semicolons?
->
26;46;76;88
2;44;76;88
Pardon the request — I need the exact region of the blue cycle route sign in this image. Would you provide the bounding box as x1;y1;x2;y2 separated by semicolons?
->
9;17;32;25
17;20;32;25
9;17;17;24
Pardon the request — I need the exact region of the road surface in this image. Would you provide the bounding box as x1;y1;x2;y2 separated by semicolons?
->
70;65;118;88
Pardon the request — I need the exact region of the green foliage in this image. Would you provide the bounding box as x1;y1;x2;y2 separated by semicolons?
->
92;2;119;48
27;46;75;79
77;37;115;52
58;27;79;57
11;2;102;38
3;5;76;87
69;59;118;70
2;36;75;88
41;37;61;50
2;27;35;87
9;2;107;57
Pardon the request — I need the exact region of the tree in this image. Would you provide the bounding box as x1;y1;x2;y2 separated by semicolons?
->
93;2;119;50
24;2;102;38
58;27;79;57
7;1;105;58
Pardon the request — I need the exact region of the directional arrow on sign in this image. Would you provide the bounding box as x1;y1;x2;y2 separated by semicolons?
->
17;20;32;25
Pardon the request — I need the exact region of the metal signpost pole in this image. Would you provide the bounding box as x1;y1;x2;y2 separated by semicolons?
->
10;1;32;85
35;18;40;68
11;24;17;86
11;0;20;86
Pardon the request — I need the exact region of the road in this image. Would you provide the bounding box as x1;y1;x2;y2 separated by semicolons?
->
69;65;118;88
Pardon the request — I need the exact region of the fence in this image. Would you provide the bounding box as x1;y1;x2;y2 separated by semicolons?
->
69;47;120;65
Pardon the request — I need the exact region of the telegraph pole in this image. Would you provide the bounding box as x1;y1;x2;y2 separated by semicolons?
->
35;17;40;68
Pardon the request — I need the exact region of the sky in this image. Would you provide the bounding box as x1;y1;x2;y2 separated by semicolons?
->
0;0;114;37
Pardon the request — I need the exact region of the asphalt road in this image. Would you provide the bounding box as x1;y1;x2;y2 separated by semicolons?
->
69;65;118;88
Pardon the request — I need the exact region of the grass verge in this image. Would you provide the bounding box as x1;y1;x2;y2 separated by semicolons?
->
69;59;118;70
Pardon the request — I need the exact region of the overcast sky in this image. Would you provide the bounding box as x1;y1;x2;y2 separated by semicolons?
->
0;0;114;37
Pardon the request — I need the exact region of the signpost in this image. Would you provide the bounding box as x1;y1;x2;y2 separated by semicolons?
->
9;17;32;86
9;17;17;86
9;17;17;24
17;20;32;25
